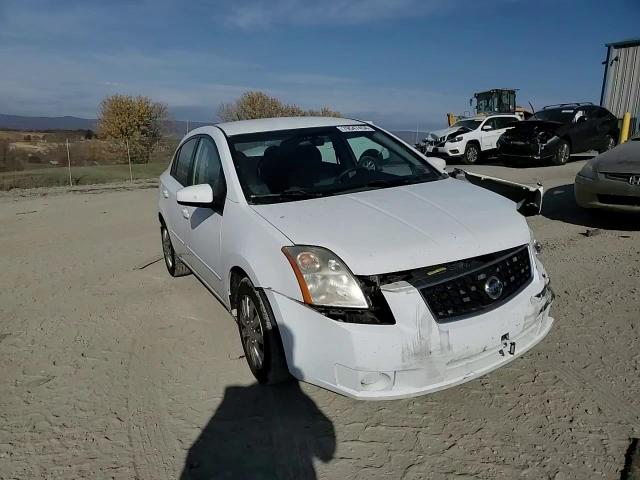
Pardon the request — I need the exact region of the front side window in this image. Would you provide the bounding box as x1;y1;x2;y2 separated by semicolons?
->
173;138;198;186
483;118;498;130
228;126;444;204
191;137;223;187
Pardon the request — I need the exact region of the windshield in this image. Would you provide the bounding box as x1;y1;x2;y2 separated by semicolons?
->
228;125;444;204
531;108;576;124
453;119;481;130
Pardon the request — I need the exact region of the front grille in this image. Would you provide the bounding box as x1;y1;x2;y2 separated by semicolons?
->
604;172;633;182
598;194;640;206
418;245;533;322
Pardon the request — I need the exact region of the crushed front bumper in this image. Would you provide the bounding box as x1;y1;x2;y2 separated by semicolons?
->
266;253;554;400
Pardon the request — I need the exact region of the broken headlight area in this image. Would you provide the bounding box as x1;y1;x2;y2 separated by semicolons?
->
311;276;396;325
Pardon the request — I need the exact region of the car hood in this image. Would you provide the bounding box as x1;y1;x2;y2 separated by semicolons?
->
426;126;463;141
593;140;640;174
251;179;530;275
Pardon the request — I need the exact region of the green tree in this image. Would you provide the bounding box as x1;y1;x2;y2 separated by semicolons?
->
218;91;341;121
97;94;168;163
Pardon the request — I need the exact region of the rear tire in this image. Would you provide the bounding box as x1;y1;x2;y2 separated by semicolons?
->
551;140;570;165
235;277;291;385
462;142;480;165
598;134;616;154
161;224;191;277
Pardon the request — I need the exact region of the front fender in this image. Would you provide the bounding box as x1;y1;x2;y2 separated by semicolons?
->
221;200;303;305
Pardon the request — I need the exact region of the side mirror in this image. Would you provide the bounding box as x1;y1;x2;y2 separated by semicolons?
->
576;116;587;124
482;124;493;131
177;184;214;207
427;157;447;171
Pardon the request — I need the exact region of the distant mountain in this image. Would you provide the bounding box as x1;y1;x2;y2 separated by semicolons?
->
0;113;208;136
0;113;433;142
0;114;97;131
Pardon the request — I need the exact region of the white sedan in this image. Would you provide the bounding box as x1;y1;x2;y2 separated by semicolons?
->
158;116;554;399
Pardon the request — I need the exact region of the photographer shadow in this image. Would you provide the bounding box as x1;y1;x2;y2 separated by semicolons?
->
180;325;335;480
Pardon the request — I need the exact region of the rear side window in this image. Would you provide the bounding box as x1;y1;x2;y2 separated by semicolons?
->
173;138;198;185
494;117;516;129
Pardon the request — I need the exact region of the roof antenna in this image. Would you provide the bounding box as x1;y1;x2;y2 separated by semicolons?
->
528;101;536;115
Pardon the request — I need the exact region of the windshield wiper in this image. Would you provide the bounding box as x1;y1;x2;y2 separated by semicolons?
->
249;188;325;202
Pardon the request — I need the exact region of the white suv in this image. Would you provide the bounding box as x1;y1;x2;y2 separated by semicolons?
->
158;116;554;399
425;115;520;164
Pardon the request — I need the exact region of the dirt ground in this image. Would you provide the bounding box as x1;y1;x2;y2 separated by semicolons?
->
1;158;638;479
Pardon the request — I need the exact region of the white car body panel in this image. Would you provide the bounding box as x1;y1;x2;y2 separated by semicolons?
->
158;117;554;400
252;179;530;275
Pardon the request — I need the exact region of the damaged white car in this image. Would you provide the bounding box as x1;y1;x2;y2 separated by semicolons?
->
158;117;554;400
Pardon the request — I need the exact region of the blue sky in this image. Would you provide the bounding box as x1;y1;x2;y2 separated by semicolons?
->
0;0;638;130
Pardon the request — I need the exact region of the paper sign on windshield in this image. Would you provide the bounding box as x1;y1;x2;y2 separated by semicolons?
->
337;125;375;132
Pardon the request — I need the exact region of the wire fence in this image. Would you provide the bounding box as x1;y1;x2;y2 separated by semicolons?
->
0;133;179;191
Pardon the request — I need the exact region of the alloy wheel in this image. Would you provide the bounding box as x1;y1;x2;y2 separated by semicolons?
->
468;147;478;163
239;294;265;370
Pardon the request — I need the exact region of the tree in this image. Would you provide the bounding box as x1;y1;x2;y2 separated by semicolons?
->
218;91;341;122
97;94;168;163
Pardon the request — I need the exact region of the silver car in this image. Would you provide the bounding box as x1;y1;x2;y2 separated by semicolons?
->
575;132;640;212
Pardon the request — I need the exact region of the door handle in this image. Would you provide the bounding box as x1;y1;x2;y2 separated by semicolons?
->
162;189;169;198
182;208;190;219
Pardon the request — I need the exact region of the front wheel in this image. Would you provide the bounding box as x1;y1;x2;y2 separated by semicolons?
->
236;278;291;385
462;143;480;165
598;134;616;154
551;140;570;165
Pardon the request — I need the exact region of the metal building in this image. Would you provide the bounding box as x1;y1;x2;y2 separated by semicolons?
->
600;38;640;134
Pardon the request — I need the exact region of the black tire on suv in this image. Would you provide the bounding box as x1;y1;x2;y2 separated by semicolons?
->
462;142;480;165
598;134;616;154
551;139;570;166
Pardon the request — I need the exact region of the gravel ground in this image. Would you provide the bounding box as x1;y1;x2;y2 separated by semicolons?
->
0;158;638;479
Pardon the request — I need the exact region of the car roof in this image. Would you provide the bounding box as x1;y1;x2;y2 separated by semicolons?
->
215;116;366;136
461;115;518;121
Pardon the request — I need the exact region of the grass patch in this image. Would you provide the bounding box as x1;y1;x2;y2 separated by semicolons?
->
0;163;168;190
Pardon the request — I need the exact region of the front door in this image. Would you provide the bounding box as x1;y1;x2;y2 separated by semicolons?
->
480;118;500;150
182;136;227;296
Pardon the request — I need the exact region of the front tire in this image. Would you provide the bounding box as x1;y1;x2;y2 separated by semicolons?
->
161;224;190;277
235;278;291;385
462;143;480;165
598;134;616;154
551;140;570;165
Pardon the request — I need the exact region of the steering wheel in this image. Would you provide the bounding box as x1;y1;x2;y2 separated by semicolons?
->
335;156;380;184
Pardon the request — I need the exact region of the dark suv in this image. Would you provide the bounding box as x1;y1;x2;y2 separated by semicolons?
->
497;103;619;165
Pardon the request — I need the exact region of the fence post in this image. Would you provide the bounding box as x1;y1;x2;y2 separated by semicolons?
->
66;139;72;187
126;139;133;182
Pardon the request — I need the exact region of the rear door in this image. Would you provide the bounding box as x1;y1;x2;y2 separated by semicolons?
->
493;116;517;149
181;135;227;295
570;109;596;153
161;137;198;257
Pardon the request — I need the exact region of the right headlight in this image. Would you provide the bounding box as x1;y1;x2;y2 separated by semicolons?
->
578;162;596;179
282;246;368;308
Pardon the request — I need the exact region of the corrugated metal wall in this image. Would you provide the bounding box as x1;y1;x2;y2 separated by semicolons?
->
602;43;640;133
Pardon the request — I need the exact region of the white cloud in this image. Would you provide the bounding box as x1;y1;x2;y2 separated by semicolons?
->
223;0;447;28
